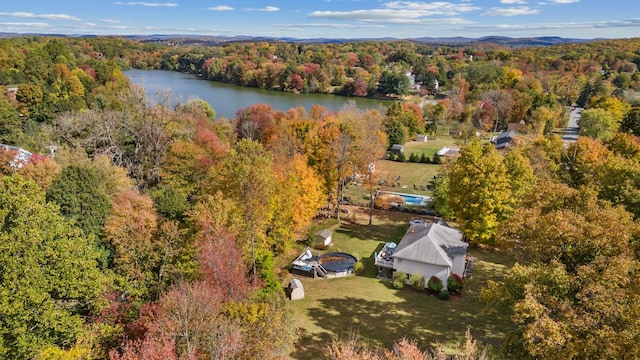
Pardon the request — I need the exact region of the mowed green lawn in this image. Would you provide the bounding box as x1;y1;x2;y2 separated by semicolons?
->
344;137;459;201
287;210;514;359
403;137;459;158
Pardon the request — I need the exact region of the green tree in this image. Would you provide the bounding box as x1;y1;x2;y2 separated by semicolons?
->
378;70;410;96
448;141;512;244
0;96;22;145
431;171;453;218
0;175;106;359
579;108;619;141
621;107;640;136
46;165;112;264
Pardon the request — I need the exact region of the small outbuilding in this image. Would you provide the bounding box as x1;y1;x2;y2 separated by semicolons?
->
415;134;428;142
314;229;333;248
390;144;404;154
289;279;304;300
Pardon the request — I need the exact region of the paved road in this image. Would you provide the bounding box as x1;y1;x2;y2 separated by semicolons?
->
563;107;582;146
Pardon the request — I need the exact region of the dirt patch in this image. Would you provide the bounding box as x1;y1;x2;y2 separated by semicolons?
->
342;205;440;224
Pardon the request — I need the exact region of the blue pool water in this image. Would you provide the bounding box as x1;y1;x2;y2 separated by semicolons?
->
400;194;424;205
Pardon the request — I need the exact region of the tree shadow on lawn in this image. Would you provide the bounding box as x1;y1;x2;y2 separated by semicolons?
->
290;327;333;360
296;290;507;359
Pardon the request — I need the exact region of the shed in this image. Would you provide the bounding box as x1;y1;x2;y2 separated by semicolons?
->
415;134;428;142
390;144;404;154
314;229;333;248
289;279;304;300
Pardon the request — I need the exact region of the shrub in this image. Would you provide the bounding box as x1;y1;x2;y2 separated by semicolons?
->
353;261;364;274
374;194;405;210
438;289;451;300
427;276;443;292
409;273;425;290
408;152;420;163
448;273;464;293
392;271;407;289
420;152;431;163
396;152;406;162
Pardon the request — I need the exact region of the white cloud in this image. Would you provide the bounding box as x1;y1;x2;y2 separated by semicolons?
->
101;19;121;23
0;12;82;21
60;22;98;29
483;6;540;16
0;22;51;28
464;18;640;33
208;5;234;11
244;6;280;12
115;2;178;7
309;1;479;23
385;1;479;13
501;0;526;3
272;23;386;29
547;0;579;3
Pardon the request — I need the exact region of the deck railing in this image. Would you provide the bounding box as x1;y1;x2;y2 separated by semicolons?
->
374;258;394;268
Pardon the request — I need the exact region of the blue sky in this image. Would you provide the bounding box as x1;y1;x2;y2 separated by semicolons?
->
0;0;638;39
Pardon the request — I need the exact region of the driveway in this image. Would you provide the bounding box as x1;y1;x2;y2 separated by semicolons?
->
563;107;582;146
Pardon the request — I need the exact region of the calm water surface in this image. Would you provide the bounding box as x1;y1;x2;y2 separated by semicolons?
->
125;69;391;119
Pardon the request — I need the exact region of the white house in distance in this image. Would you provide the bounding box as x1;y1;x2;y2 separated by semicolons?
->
375;221;468;290
415;134;428;142
0;144;32;169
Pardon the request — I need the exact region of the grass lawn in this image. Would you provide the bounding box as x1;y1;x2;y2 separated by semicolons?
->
343;137;459;202
403;137;460;159
286;208;513;359
343;160;442;203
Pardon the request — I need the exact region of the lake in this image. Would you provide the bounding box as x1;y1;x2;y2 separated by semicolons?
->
125;69;392;119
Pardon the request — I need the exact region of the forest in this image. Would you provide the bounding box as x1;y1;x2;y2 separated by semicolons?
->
1;35;640;359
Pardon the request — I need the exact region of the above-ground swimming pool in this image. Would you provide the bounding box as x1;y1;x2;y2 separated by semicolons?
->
318;252;357;273
291;249;357;278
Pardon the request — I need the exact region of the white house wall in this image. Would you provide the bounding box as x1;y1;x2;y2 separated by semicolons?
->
452;254;466;277
394;259;449;289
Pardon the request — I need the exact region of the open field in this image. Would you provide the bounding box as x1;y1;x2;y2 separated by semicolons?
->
343;137;458;202
344;160;442;202
403;137;460;158
286;208;514;359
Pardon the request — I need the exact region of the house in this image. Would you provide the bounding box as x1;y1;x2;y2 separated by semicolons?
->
390;144;404;154
375;222;468;290
314;229;333;248
415;134;428;142
491;130;518;149
0;144;32;169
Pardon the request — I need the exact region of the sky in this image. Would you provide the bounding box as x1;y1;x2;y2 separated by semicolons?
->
0;0;638;39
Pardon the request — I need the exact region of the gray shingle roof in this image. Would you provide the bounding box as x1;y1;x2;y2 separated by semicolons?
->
392;222;468;267
314;229;332;240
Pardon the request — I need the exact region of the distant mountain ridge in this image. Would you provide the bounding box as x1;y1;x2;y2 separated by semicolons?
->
0;32;598;46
